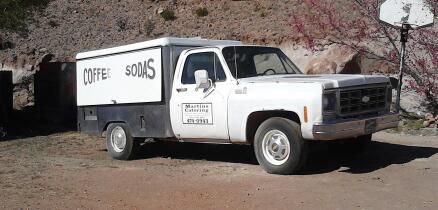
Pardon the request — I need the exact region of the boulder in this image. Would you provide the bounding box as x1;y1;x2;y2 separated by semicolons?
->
425;113;434;121
391;76;435;118
338;54;362;74
39;53;55;64
423;120;430;128
305;58;337;74
39;48;48;53
281;43;361;75
397;89;430;118
13;89;32;110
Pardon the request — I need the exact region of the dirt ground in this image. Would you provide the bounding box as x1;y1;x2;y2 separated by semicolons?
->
0;131;437;209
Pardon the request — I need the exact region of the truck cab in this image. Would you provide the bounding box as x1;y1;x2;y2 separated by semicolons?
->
76;37;399;174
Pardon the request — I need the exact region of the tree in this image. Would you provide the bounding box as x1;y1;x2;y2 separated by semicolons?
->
291;0;437;115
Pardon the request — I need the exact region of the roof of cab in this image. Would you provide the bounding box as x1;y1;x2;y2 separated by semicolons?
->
76;37;243;60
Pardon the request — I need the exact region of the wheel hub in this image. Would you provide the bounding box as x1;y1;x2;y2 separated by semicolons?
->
262;130;290;165
111;126;126;153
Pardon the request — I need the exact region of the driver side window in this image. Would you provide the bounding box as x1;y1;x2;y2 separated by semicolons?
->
253;53;287;75
181;52;226;84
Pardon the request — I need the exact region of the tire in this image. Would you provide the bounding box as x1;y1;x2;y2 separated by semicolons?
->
254;117;307;175
106;123;139;160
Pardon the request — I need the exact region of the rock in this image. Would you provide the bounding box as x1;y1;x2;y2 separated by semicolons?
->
64;56;76;62
39;53;55;64
13;89;31;110
24;64;34;71
281;44;359;74
305;58;337;74
338;54;361;74
425;113;434;121
392;76;432;118
12;70;33;84
398;120;405;127
423;120;430;128
420;128;438;136
156;7;164;14
39;48;48;53
16;55;27;69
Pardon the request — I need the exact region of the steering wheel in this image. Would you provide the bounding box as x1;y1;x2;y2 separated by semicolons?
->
263;68;277;75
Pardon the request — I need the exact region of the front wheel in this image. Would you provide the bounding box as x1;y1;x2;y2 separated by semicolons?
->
106;123;139;160
254;117;307;175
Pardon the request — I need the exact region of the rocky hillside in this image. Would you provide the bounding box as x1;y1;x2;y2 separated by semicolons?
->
0;0;312;109
0;0;302;70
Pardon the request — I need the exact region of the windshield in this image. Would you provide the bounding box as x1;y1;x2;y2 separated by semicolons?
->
222;46;302;79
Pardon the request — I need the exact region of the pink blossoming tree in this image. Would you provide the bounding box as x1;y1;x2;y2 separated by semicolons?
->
291;0;437;114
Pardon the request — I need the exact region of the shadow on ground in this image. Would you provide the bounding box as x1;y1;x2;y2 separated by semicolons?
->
0;108;76;141
136;141;258;165
302;141;438;174
134;140;438;175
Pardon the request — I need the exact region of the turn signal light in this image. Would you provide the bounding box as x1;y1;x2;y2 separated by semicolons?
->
304;106;308;123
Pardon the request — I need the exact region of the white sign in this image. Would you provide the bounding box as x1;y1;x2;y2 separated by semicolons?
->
379;0;434;29
76;48;162;106
182;103;213;125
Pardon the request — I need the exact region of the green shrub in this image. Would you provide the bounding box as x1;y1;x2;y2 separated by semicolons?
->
195;7;209;17
0;0;52;33
144;19;155;36
115;18;127;32
48;20;59;28
406;119;426;130
160;9;176;21
0;36;15;50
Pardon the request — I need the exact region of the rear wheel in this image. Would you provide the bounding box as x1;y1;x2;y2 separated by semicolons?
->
106;123;139;160
254;117;307;175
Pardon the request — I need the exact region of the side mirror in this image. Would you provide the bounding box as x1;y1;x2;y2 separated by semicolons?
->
389;77;398;89
194;70;211;90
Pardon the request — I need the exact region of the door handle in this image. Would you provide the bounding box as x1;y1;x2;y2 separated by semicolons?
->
176;88;187;92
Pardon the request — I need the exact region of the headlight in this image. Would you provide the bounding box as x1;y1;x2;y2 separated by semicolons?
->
386;85;393;104
322;91;337;113
386;85;393;111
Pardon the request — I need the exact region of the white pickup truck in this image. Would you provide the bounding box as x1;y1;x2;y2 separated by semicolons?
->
76;37;399;174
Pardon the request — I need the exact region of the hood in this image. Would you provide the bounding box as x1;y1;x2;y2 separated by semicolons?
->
239;74;390;89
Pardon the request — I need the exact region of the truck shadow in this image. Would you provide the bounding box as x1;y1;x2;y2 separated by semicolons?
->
136;140;438;174
301;140;438;174
137;141;258;165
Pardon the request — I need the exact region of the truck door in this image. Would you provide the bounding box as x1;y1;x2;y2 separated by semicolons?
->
170;49;232;141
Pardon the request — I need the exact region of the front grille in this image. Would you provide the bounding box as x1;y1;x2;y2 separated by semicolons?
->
339;86;386;116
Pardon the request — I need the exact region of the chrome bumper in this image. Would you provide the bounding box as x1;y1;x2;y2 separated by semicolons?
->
312;113;399;140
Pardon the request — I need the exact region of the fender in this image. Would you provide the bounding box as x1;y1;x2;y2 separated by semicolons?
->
227;82;324;143
228;105;306;143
